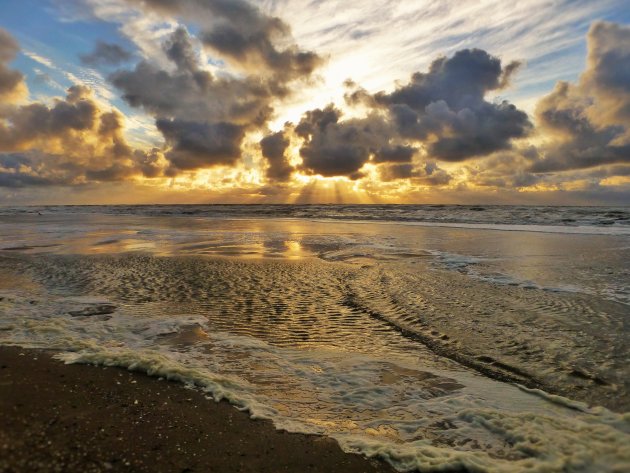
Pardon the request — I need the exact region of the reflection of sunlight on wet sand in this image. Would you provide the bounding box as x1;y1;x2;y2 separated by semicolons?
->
284;240;305;259
91;239;158;254
1;214;357;260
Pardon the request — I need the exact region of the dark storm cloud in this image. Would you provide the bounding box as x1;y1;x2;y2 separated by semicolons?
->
377;49;508;110
379;163;413;180
531;22;630;173
371;49;531;161
110;54;273;125
80;41;132;66
294;105;394;178
0;4;322;188
109;27;297;171
300;140;368;179
379;161;452;185
290;49;528;179
372;145;416;163
260;131;293;182
156;118;245;170
123;0;323;84
110;3;530;182
163;26;198;71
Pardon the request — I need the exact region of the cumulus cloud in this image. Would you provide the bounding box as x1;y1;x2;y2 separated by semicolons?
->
0;85;98;151
379;161;452;185
122;0;323;84
4;4;630;201
464;148;541;189
532;21;630;173
0;29;168;187
111;29;273;125
284;49;528;180
1;0;325;187
5;6;533;188
293;105;398;179
0;85;167;186
156;118;245;170
379;163;414;181
259;130;293;182
110;28;268;172
0;29;27;102
367;49;531;161
109;12;320;172
581;22;630;128
372;145;416;164
80;41;132;66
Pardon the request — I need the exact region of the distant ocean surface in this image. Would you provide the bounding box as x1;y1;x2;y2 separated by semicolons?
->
3;204;630;233
1;205;629;472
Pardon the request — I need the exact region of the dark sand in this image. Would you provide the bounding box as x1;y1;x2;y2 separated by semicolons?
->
0;346;396;473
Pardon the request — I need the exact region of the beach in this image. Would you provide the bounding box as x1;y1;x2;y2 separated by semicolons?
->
0;346;395;473
1;205;629;472
2;0;630;469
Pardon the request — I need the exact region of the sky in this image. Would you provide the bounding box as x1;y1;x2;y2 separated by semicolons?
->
0;0;629;205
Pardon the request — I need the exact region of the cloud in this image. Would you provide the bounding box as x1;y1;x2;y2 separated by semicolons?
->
531;21;630;173
0;85;96;151
0;30;169;187
80;41;132;66
464;148;541;189
106;8;325;172
294;105;394;179
372;145;416;163
0;86;166;186
0;29;27;102
263;0;621;108
259;130;293;182
23;50;55;69
581;22;630;128
109;27;278;171
156;118;245;170
122;0;323;83
5;2;630;203
379;163;415;181
367;49;532;161
111;28;273;125
71;3;531;186
288;49;529;179
379;161;452;186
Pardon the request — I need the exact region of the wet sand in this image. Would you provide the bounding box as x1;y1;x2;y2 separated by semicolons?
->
0;346;396;473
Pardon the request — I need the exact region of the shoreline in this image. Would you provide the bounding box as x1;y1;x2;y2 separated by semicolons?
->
0;346;397;473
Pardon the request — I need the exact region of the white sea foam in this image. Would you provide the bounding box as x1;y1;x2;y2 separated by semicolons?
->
1;210;629;471
1;286;629;472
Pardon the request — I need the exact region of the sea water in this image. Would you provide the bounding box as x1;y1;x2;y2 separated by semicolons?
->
0;205;628;472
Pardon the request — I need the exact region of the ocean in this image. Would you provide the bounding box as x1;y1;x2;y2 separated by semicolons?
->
0;205;629;471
